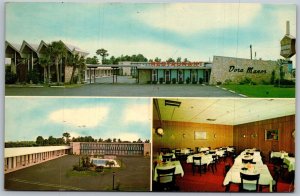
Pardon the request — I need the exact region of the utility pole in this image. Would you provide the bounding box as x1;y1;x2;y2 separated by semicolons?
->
250;45;252;60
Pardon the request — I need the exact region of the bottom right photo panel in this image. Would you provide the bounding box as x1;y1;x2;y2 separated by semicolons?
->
152;98;295;192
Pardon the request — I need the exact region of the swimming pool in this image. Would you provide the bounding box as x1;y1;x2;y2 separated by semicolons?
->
91;158;120;167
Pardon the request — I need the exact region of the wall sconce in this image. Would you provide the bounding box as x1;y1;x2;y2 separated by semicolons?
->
156;127;164;137
214;133;217;138
241;134;246;138
182;133;186;138
251;133;258;138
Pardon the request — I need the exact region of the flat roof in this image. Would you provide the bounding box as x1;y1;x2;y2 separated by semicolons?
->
5;146;71;158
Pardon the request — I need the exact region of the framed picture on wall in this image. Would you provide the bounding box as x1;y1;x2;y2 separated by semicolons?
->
265;129;279;140
195;131;207;140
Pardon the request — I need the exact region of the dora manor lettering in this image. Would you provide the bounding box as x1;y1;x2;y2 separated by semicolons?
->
229;65;267;74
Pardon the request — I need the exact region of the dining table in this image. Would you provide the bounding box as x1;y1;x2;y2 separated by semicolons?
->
153;160;184;182
283;157;295;172
234;154;263;165
186;153;213;165
270;151;289;159
172;148;191;154
223;162;274;192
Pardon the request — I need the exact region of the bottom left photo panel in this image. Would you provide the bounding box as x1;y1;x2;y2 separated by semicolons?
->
4;97;152;191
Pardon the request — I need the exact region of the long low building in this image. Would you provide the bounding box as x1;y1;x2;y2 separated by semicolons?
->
4;146;71;174
71;142;151;156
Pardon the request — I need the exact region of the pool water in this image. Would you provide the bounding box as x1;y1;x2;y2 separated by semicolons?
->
91;158;120;167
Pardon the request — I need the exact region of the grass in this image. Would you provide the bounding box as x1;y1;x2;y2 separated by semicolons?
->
221;84;295;98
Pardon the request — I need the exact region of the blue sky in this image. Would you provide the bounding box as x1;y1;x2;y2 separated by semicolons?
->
5;97;152;142
5;3;296;62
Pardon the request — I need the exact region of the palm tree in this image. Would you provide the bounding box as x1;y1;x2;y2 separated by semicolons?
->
63;132;71;144
50;41;67;83
96;48;109;64
67;53;81;84
39;48;52;84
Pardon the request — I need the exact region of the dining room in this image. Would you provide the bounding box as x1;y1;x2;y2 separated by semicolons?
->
152;98;295;192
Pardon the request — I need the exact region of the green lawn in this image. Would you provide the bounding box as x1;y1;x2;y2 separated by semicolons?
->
221;84;295;98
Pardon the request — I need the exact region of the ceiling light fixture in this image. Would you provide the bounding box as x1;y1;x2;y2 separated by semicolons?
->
206;118;216;121
165;100;181;107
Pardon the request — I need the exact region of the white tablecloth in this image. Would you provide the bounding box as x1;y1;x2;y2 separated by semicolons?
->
198;147;210;152
271;151;288;159
283;157;295;172
158;153;176;161
223;163;273;192
186;153;213;165
234;154;263;165
153;161;184;181
172;148;190;154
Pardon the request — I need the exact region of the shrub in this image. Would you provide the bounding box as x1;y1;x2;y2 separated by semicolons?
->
27;69;41;84
146;81;151;84
224;79;232;85
216;81;222;85
178;80;184;84
274;79;295;87
192;78;197;84
166;80;171;84
159;78;164;84
95;166;104;172
5;67;17;84
186;77;190;84
239;77;252;85
73;165;88;171
152;80;157;84
199;78;204;84
172;78;176;84
270;70;275;84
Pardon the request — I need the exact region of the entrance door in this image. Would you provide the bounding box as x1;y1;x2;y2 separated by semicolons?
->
165;70;170;82
178;70;183;83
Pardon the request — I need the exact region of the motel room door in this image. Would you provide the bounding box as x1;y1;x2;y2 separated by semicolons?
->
165;70;170;83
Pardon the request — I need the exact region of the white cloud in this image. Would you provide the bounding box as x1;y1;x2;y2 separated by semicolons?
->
123;104;151;124
59;37;200;60
49;106;109;127
136;3;262;35
116;132;140;142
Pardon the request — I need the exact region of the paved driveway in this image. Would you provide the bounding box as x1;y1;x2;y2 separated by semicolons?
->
6;84;241;97
5;155;150;191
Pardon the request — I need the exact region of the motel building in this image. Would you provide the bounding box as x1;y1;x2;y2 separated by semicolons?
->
4;146;71;174
85;56;293;85
5;40;89;83
71;142;151;157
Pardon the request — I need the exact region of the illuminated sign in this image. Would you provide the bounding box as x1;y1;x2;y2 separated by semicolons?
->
280;35;296;58
149;62;202;67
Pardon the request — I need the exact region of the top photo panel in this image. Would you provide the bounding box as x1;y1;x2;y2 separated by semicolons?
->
5;3;296;98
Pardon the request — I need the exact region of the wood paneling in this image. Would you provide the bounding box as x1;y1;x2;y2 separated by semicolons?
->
233;115;295;160
153;120;233;155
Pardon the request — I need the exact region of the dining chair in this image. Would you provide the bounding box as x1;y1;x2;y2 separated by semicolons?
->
239;172;260;192
160;148;171;154
192;156;206;175
209;154;218;174
156;167;176;191
162;155;173;162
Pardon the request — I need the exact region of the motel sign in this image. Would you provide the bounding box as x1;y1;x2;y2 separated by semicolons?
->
280;35;296;58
